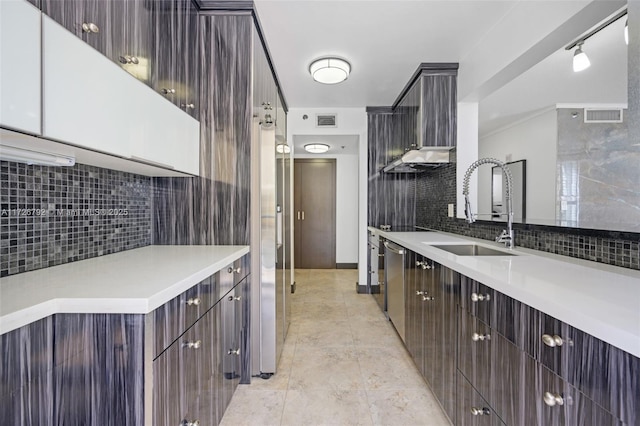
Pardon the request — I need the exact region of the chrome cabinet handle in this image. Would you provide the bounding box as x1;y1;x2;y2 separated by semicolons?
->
542;334;566;347
81;22;99;33
186;297;200;306
181;420;200;426
161;88;175;95
302;211;305;220
182;340;201;349
416;290;425;296
297;211;301;220
470;407;490;416
543;391;564;406
422;295;435;301
228;348;240;355
471;332;490;342
228;266;241;274
118;55;139;64
471;292;490;302
228;295;242;301
377;253;384;257
181;103;195;109
415;260;431;270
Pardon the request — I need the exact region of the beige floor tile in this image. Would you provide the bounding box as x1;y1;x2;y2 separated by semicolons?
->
366;389;452;426
219;388;285;426
281;389;373;426
357;347;427;390
297;319;354;347
288;346;364;391
349;318;405;347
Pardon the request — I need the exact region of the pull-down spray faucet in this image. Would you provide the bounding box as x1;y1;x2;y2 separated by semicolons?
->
462;158;515;249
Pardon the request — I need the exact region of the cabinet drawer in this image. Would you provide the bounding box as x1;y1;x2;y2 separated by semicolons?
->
529;311;640;424
458;307;492;399
460;276;493;325
154;306;218;426
521;356;623;426
154;275;217;357
456;372;505;426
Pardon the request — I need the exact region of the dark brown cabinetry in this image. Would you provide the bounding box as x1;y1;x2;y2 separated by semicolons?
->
404;250;459;423
154;255;249;426
394;243;638;426
458;275;634;426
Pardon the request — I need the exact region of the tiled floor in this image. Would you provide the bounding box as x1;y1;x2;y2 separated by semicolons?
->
220;269;451;426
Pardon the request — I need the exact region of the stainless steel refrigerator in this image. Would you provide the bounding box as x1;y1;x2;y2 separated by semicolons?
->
250;118;292;376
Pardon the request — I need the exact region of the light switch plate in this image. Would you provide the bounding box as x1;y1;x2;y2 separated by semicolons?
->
448;203;454;217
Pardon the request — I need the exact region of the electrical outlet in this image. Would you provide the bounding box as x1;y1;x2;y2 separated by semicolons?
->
448;203;454;217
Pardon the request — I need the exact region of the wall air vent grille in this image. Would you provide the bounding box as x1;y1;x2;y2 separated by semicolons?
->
584;108;623;123
316;114;337;127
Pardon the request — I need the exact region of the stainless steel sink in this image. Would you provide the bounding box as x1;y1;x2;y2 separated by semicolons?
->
432;244;516;256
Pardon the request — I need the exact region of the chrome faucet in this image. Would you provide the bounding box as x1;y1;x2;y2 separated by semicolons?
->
462;158;515;249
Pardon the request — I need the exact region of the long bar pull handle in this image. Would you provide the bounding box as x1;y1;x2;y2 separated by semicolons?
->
302;211;305;220
297;211;300;220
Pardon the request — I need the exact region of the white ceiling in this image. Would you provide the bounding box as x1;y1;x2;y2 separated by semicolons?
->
252;0;627;139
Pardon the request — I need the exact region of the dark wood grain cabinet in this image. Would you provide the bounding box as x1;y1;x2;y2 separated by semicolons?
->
396;243;639;426
150;0;199;116
41;0;153;81
458;275;636;426
404;250;459;423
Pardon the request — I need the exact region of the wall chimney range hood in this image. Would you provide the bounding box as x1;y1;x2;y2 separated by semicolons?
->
382;146;452;173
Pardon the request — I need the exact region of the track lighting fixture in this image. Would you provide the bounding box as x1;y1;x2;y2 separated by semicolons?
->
572;42;591;72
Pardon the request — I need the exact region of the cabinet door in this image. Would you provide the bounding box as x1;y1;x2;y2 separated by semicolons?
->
457;372;505;426
522;356;623;426
458;307;492;400
404;251;423;373
41;0;111;55
151;0;199;117
109;0;153;84
421;74;456;147
392;81;420;155
0;0;41;134
529;310;639;424
432;263;459;421
154;307;217;426
219;285;242;411
53;314;144;426
0;317;53;426
42;15;134;157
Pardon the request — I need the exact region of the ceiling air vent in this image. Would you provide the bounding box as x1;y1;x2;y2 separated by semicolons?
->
316;114;337;127
584;108;623;123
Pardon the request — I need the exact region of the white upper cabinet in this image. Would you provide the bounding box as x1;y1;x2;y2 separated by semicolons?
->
41;15;200;175
0;0;41;135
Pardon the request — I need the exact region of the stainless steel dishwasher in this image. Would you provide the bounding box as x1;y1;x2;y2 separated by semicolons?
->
384;240;405;342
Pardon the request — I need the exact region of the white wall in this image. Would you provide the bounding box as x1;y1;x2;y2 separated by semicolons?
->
478;108;557;221
457;102;479;219
287;108;368;284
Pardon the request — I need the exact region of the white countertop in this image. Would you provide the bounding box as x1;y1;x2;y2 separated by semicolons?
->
371;228;640;358
0;245;249;335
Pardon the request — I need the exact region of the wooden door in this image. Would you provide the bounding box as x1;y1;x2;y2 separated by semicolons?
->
294;159;336;268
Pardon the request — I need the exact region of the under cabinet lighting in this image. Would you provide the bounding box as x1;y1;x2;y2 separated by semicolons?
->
0;145;75;167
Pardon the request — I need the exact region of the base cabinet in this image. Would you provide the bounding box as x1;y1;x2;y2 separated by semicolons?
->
395;243;638;426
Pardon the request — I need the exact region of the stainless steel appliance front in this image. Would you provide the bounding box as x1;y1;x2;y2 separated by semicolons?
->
384;240;405;341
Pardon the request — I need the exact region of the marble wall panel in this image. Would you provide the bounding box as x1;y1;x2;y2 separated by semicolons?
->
556;108;639;232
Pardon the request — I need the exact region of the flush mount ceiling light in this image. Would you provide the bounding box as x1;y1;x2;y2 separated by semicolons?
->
572;42;591;72
309;57;350;84
304;143;330;154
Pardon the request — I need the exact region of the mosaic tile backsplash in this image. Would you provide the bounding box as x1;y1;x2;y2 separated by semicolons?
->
415;164;640;271
0;161;152;277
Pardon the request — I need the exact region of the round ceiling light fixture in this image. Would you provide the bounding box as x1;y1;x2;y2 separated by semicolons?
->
304;143;330;154
309;57;351;84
